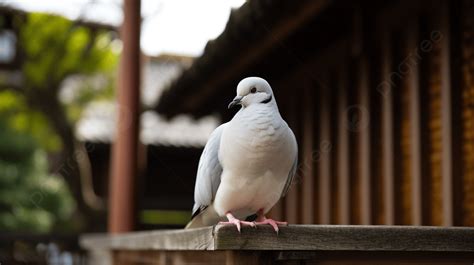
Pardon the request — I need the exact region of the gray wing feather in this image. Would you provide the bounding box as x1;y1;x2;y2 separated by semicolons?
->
281;130;298;197
281;154;298;197
192;124;225;216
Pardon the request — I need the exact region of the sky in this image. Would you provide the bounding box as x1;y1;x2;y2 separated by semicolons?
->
1;0;245;56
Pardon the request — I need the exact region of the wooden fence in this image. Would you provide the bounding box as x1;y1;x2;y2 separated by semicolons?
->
268;0;474;227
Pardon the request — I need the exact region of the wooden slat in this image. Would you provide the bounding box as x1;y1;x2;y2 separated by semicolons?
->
312;78;321;224
347;60;361;224
379;28;395;225
438;1;457;227
369;28;385;226
358;57;372;225
406;24;423;225
301;81;315;224
352;8;372;225
318;74;331;224
391;29;413;225
336;66;350;225
459;0;474;226
329;72;339;224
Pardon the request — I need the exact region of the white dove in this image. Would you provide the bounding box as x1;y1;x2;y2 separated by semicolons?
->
185;77;298;233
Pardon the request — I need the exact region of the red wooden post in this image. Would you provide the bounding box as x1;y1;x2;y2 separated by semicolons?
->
108;0;141;233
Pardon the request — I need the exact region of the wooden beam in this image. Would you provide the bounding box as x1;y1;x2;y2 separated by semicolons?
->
108;0;141;233
81;225;474;252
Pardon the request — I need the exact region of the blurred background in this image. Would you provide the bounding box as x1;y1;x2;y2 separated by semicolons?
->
0;0;241;263
0;0;473;264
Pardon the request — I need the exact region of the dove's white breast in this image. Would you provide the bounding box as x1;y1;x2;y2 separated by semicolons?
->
214;103;297;219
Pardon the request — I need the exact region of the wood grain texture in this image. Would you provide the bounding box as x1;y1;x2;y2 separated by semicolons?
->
80;226;214;251
81;225;474;252
213;225;474;252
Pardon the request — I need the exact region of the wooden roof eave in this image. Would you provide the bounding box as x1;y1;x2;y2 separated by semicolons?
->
154;0;332;118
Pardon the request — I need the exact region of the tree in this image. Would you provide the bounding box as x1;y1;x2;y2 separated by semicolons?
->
0;91;75;233
2;12;119;230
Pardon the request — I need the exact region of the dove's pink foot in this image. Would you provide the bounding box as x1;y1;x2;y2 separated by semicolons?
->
219;213;256;233
254;209;288;233
254;218;288;233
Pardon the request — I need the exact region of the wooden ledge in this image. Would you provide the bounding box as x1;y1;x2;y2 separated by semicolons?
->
80;225;474;252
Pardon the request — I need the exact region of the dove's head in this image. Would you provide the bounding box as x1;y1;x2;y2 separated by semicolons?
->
228;77;274;109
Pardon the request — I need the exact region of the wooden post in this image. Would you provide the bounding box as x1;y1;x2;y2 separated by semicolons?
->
108;0;141;233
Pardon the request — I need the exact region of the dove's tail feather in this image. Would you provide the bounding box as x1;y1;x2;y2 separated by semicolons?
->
185;204;224;229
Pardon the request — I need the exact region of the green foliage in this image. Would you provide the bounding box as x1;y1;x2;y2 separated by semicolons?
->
0;120;75;233
18;13;118;123
19;13;118;89
0;91;61;152
0;12;119;232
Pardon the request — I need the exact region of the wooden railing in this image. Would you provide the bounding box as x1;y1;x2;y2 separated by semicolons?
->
80;225;474;264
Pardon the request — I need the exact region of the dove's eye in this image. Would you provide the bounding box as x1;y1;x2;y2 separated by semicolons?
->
250;87;257;93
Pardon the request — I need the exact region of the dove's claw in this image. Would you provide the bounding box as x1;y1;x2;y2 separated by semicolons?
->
254;218;288;233
219;213;256;232
219;220;241;232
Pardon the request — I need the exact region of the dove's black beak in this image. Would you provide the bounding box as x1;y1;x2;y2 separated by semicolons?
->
228;96;243;109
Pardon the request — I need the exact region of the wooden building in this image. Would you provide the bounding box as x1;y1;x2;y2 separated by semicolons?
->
80;0;474;264
154;0;474;227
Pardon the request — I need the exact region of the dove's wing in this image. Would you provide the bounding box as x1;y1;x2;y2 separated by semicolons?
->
191;123;226;218
281;129;298;197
